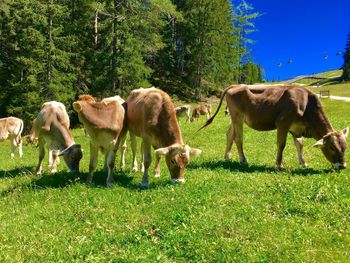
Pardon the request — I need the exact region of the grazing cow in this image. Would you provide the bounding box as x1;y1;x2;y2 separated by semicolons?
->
0;117;23;159
201;84;349;169
33;101;82;174
175;105;191;123
73;95;127;186
127;87;202;188
191;104;212;122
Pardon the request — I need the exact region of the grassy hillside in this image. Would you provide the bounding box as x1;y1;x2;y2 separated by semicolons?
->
1;98;350;262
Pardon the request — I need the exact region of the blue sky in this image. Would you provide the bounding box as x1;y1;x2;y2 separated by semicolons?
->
246;0;350;81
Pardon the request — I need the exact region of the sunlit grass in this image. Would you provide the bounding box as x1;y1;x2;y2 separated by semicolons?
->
0;99;350;262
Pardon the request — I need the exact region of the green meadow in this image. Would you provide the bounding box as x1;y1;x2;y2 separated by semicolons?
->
0;98;350;262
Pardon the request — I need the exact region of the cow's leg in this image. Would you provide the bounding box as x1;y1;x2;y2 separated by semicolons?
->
225;117;247;165
293;136;308;168
10;138;15;159
35;140;45;175
119;136;127;170
225;124;234;160
233;119;247;165
276;127;289;169
140;140;151;189
140;141;145;173
48;148;53;167
130;132;138;172
154;153;161;178
18;136;23;158
87;143;99;184
186;110;190;123
50;150;59;173
106;146;117;187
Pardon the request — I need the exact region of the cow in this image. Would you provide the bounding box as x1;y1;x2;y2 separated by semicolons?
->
0;117;23;159
73;95;127;186
200;84;349;169
191;104;212;122
126;87;202;188
175;105;191;123
33;101;82;174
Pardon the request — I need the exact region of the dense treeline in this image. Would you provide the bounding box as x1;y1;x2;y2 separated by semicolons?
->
342;29;350;81
0;0;262;129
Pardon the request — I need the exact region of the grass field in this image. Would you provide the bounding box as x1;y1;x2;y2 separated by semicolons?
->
1;98;350;262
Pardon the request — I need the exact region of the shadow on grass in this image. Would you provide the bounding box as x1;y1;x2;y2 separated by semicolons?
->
31;169;141;190
187;159;333;176
0;166;35;179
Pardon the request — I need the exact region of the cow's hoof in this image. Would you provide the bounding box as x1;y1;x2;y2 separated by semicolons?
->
240;160;248;166
154;172;160;178
106;182;114;187
276;165;285;170
139;182;149;189
131;167;138;173
224;153;232;160
301;163;308;168
171;178;185;184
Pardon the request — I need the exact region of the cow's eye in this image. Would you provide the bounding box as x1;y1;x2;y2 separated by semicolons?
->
171;159;176;165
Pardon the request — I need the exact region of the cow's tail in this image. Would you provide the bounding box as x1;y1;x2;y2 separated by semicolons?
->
15;119;24;146
198;86;232;131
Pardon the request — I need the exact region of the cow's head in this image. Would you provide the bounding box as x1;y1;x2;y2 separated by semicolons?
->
155;144;202;183
59;144;83;173
313;127;349;169
190;111;199;122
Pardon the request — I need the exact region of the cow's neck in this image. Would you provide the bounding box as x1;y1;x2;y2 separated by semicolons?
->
55;125;74;150
161;119;184;146
310;107;334;139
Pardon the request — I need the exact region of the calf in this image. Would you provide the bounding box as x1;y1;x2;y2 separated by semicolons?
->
33;101;82;174
175;105;191;123
0;117;23;159
201;84;348;169
191;104;212;122
127;87;202;188
73;95;127;186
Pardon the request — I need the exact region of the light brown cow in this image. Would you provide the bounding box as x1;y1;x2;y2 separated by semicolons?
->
0;117;23;159
33;101;82;174
201;84;349;169
175;105;191;123
73;95;127;186
191;104;212;122
127;87;202;188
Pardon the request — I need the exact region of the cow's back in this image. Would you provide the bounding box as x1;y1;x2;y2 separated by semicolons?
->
127;88;181;145
226;85;313;131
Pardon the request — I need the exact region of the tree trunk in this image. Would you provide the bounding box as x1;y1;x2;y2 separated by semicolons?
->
47;0;53;85
111;0;118;92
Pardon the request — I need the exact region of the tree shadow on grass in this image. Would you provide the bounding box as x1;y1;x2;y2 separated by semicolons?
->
187;159;333;176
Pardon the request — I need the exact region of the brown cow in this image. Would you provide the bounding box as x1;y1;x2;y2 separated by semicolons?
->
175;105;191;123
73;95;127;186
127;87;202;188
33;101;82;174
191;104;212;122
201;84;348;169
0;117;23;159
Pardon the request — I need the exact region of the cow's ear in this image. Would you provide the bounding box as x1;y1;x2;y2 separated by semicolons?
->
190;148;202;156
342;127;349;138
155;147;170;156
73;102;82;112
313;138;325;148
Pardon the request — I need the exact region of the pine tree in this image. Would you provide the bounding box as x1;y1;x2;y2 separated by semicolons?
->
232;0;261;83
342;29;350;81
